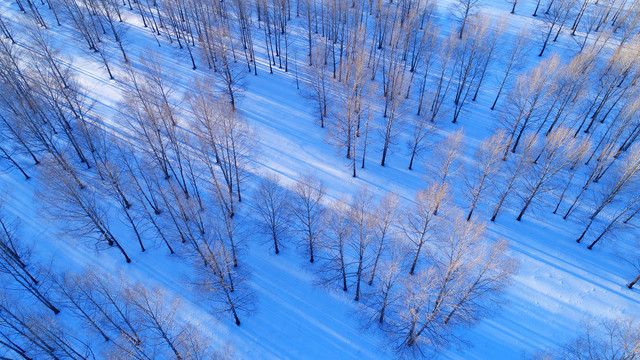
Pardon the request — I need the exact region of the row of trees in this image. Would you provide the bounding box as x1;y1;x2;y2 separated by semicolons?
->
7;0;640;194
0;13;255;355
300;1;640;181
0;204;233;359
294;0;640;293
251;174;516;355
9;0;640;177
536;316;640;359
0;16;520;351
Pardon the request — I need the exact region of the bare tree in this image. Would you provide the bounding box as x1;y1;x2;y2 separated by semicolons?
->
464;130;509;221
471;16;506;102
404;3;438;98
163;184;250;327
576;4;613;52
91;129;147;252
450;15;490;124
629;269;640;290
368;192;400;286
56;0;115;78
123;62;179;187
583;193;640;250
378;7;411;167
422;32;457;123
188;79;253;218
389;213;513;356
350;187;375;302
190;238;245;317
414;25;440;117
231;0;258;75
443;238;516;326
53;271;112;342
211;194;247;268
407;111;436;170
93;0;129;62
329;27;371;177
569;0;591;36
207;17;246;110
538;0;578;56
139;54;192;195
501;55;559;156
0;143;30;180
0;293;94;360
543;316;640;359
0;31;91;176
427;129;465;215
38;160;132;263
126;284;189;359
533;0;543;16
491;134;537;221
403;184;444;276
452;0;481;39
379;59;409;167
507;0;519;14
254;174;292;255
305;43;331;128
290;174;326;263
211;104;253;205
319;197;354;292
0;12;15;43
561;136;618;220
536;50;595;137
491;29;528;110
117;146;176;254
62;269;147;355
0;205;59;314
161;0;198;70
0;76;41;164
516;127;589;221
366;240;404;325
576;144;640;242
177;326;232;360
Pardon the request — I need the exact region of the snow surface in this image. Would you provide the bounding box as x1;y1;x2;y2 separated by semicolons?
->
0;0;639;358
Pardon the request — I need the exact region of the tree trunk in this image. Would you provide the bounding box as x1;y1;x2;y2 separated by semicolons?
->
576;217;594;243
517;189;537;221
410;241;423;275
273;233;280;254
533;0;541;16
539;25;554;57
354;256;362;301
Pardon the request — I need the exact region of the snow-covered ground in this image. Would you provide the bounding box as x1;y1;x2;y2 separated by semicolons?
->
1;0;639;358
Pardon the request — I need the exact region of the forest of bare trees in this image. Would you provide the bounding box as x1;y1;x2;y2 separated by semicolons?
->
1;0;640;357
